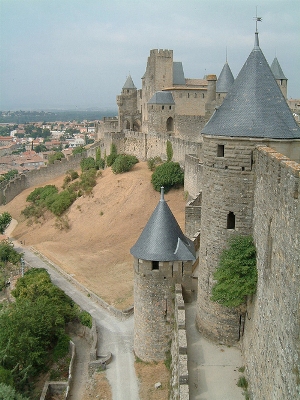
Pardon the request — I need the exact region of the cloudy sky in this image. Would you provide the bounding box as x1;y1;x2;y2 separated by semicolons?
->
1;0;299;111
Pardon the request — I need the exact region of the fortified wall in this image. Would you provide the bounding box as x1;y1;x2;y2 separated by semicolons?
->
242;147;300;400
97;130;201;167
0;153;84;205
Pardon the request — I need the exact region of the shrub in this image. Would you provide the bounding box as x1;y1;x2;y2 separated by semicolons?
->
211;235;257;307
0;383;29;400
48;190;76;216
0;212;12;234
79;310;92;328
151;161;184;193
0;366;13;387
48;151;65;164
53;333;70;362
80;157;96;172
111;154;139;174
147;156;162;171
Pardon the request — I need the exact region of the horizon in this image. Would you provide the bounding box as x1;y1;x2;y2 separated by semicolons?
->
1;0;299;110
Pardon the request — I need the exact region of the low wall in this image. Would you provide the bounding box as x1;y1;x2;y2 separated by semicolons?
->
40;340;76;400
170;284;189;400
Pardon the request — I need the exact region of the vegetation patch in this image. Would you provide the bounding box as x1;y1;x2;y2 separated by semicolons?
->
151;161;184;193
211;235;257;307
111;154;139;174
0;212;12;234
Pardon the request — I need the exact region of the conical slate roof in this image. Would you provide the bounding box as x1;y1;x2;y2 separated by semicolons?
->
216;62;234;93
202;33;300;139
148;91;175;105
130;188;196;262
123;75;136;89
270;57;287;80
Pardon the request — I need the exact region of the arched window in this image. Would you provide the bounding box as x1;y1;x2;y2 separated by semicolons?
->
167;117;174;132
227;212;235;229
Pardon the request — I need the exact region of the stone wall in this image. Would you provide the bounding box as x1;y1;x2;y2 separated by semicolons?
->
184;154;202;200
242;147;300;400
170;284;189;400
185;193;201;239
0;153;84;205
175;115;206;141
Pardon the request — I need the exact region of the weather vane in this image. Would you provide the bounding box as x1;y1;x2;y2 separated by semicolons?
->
253;6;262;32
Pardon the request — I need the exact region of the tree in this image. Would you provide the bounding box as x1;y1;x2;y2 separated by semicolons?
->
211;235;257;307
166;140;173;162
48;151;64;164
80;157;96;172
106;143;118;166
151;161;184;193
0;212;12;234
0;383;29;400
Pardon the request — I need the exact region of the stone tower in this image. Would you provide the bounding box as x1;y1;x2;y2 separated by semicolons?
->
116;75;141;131
196;32;300;344
147;91;175;134
270;57;288;99
141;49;173;131
131;188;195;361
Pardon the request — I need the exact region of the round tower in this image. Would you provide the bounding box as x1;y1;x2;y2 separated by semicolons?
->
130;188;195;361
196;31;300;344
117;75;141;131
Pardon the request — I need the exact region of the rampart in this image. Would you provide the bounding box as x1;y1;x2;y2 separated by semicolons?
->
242;146;300;399
0;153;85;205
170;284;189;400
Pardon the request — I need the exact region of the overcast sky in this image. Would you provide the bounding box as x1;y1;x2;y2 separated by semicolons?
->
1;0;299;111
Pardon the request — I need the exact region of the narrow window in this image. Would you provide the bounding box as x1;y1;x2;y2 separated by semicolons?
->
152;261;159;270
202;93;205;98
162;105;164;110
217;144;224;157
169;105;172;110
187;93;190;98
227;212;235;229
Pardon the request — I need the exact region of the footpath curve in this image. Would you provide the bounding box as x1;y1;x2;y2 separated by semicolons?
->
12;241;139;400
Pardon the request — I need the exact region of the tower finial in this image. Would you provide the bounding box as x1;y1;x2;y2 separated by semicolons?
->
160;187;165;201
226;46;228;63
253;6;262;33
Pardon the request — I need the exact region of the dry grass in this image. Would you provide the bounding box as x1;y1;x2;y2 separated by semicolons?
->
135;360;171;400
0;161;186;310
82;371;112;400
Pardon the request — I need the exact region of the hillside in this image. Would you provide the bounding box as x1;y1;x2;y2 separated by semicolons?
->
0;162;186;309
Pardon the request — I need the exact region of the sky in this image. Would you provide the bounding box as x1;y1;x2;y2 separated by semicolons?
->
0;0;299;111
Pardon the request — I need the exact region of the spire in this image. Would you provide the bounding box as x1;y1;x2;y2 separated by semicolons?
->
130;190;195;262
122;74;136;90
201;33;300;140
270;57;287;80
216;60;234;93
253;8;262;49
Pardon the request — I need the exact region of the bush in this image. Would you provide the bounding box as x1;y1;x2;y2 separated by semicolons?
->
211;235;257;307
48;190;76;216
0;212;12;234
80;157;96;172
151;161;184;193
48;151;65;164
79;310;92;328
53;333;70;362
147;156;162;171
0;383;29;400
111;154;139;174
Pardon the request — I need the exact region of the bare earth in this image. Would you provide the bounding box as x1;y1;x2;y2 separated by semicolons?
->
0;161;186;310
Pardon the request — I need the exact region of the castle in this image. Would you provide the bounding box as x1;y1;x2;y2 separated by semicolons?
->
97;29;300;399
1;27;299;399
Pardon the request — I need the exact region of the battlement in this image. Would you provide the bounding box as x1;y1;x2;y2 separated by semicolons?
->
150;49;173;58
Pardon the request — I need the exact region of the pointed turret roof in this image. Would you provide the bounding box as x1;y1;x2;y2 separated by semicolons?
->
130;188;195;262
123;75;136;89
270;57;287;80
173;62;185;85
216;62;234;93
201;32;300;139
